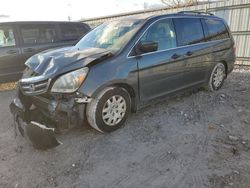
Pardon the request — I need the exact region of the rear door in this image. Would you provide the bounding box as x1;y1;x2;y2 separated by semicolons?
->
0;24;23;82
173;17;209;86
18;23;60;63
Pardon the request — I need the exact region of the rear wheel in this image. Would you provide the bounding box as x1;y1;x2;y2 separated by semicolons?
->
86;87;131;132
206;63;226;91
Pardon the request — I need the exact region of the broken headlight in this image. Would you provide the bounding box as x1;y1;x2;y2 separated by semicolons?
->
51;67;89;93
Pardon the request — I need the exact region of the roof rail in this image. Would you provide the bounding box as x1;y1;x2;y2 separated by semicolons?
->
178;11;214;16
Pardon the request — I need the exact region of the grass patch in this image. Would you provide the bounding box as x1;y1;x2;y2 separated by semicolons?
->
0;82;17;91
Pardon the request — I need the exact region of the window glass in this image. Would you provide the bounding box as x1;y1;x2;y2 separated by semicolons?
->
0;27;16;47
60;24;87;41
76;19;143;52
204;19;229;41
140;19;177;52
20;25;56;44
174;18;205;46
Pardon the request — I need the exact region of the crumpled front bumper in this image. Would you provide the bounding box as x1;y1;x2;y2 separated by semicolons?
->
10;97;61;150
9;79;91;149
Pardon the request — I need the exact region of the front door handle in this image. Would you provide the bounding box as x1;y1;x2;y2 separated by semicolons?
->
6;49;18;54
186;51;193;56
171;53;181;59
23;48;35;53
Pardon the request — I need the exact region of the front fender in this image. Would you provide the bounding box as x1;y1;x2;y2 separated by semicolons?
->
77;57;139;110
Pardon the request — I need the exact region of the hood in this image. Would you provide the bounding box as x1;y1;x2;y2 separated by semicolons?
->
25;47;113;77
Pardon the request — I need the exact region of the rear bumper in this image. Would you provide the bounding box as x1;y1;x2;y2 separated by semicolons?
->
227;58;235;75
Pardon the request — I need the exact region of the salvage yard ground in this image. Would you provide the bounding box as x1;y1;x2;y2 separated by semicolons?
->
0;66;250;188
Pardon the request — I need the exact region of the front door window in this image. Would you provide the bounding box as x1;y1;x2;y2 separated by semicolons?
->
140;19;177;52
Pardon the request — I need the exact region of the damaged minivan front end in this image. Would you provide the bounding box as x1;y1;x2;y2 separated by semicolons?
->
9;18;147;149
10;47;112;149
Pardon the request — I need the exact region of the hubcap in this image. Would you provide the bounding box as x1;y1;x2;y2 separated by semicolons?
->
102;95;126;126
213;65;225;88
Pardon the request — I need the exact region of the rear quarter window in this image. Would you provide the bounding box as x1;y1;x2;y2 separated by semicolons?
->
203;19;230;41
173;18;205;46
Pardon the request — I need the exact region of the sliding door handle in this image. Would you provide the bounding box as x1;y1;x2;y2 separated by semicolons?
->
23;48;35;53
171;53;181;59
6;49;18;54
186;51;193;56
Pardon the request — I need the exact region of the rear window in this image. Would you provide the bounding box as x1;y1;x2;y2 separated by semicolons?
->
204;19;230;41
20;24;57;45
59;24;88;42
174;18;205;46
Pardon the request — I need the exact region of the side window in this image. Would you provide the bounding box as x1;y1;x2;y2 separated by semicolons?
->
0;27;16;47
20;25;56;45
140;19;177;52
174;18;205;46
204;19;230;41
60;24;87;41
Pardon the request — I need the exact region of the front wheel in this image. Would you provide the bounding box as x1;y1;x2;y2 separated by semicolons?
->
86;87;131;133
206;63;226;91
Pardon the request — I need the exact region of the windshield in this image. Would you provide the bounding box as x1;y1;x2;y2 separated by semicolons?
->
76;19;144;52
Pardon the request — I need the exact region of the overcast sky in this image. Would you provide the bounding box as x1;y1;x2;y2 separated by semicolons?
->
0;0;165;21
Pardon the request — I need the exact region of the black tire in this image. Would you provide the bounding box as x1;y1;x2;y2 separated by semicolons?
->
86;87;131;133
206;63;226;91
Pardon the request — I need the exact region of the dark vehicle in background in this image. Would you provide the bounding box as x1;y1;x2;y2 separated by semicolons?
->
0;21;90;83
10;12;235;149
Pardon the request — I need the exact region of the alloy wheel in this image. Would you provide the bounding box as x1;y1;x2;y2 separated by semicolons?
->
212;65;225;88
102;95;127;126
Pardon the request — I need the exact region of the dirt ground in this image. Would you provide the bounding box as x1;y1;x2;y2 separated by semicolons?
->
0;67;250;188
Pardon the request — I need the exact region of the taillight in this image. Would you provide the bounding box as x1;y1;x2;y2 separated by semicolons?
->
233;46;236;55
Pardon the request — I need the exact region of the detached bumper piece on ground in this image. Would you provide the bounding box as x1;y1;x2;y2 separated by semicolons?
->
10;97;61;150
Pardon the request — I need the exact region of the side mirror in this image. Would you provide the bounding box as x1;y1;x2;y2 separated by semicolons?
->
136;41;158;54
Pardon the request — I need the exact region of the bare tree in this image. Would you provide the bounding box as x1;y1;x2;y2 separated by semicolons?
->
0;15;10;19
160;0;198;8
